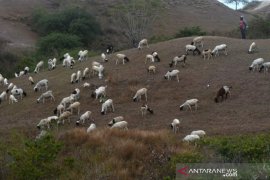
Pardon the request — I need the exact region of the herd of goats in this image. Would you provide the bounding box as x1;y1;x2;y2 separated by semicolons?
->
0;37;263;142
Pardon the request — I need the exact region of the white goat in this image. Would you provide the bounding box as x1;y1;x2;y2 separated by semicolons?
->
67;101;80;115
249;58;264;71
87;123;96;133
83;82;90;88
71;73;77;84
60;95;75;109
58;111;72;125
147;65;156;74
138;39;149;50
169;55;187;67
145;54;155;64
37;90;55;103
82;67;90;80
101;53;108;62
9;94;18;104
29;76;35;85
108;116;124;126
191;130;206;137
101;99;114;115
164;70;180;82
116;54;130;65
76;111;92;125
37;116;58;130
75;70;82;83
111;121;128;130
183;134;200;142
170;119;181;134
179;99;199;111
3;78;8;86
191;36;204;48
248;42;257;54
91;86;107;100
133;88;147;102
34;61;44;73
212;44;227;57
0;91;7;104
78;50;88;62
34;79;48;92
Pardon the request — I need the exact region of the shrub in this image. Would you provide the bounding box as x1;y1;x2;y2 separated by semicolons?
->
201;134;270;162
247;16;270;39
8;134;62;179
31;7;102;46
175;26;206;38
37;33;82;56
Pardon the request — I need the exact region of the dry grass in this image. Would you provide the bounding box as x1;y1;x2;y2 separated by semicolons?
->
58;128;184;179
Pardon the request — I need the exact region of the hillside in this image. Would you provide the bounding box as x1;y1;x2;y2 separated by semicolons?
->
0;0;252;50
1;36;270;139
243;0;270;16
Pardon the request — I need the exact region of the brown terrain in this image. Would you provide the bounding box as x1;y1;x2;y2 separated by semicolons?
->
0;0;253;50
1;36;270;138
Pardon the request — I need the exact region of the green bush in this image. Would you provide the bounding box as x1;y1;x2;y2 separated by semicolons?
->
8;134;62;179
247;16;270;39
37;33;82;56
149;35;172;44
31;7;102;45
201;134;270;162
175;26;206;38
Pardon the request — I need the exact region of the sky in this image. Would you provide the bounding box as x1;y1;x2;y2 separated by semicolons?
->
218;0;268;10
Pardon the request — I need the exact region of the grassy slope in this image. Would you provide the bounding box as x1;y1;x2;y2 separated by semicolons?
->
1;36;270;139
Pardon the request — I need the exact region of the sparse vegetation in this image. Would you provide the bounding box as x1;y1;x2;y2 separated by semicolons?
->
247;16;270;39
31;7;102;55
175;26;207;38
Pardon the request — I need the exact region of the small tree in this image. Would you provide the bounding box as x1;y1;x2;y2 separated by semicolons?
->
114;0;164;47
223;0;250;10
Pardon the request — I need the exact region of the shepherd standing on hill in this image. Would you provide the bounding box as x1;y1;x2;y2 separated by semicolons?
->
240;15;248;39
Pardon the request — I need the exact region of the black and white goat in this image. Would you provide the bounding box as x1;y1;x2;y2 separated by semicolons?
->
191;36;204;48
140;104;154;117
116;54;130;65
259;62;270;73
169;55;187;67
170;119;181;134
185;45;201;55
214;86;231;103
179;99;199;111
48;58;57;70
11;88;27;100
106;45;114;54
